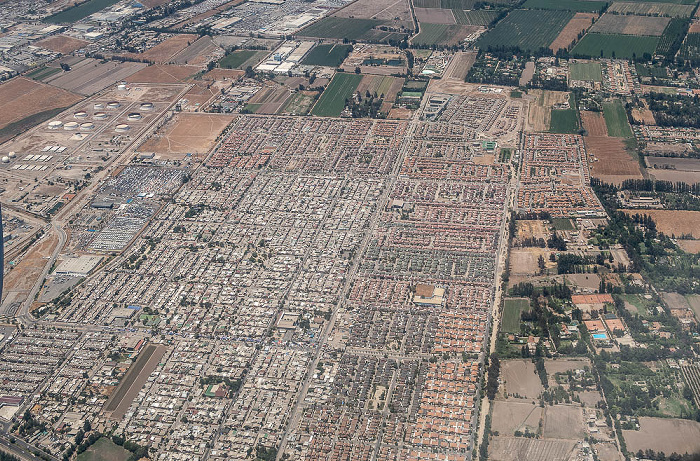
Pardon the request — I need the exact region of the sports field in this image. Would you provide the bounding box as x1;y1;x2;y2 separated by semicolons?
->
477;9;574;51
502;298;530;334
299;17;383;40
522;0;607;12
603;100;633;138
311;73;363;117
569;62;603;81
76;438;130;461
301;44;353;67
571;33;659;58
45;0;121;23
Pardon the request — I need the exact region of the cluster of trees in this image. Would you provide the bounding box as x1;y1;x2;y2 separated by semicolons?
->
486;353;500;400
647;92;700;128
345;91;386;118
622;178;700;195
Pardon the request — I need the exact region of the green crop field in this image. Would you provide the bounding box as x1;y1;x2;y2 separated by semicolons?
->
311;73;362;117
522;0;608;12
476;9;574;51
550;109;579;133
603;100;633;138
26;66;62;81
569;62;603;81
413;23;469;45
299;17;382;40
301;44;352;67
502;298;530;334
452;9;499;25
218;50;264;69
552;217;575;230
45;0;121;23
679;33;700;60
571;33;659;59
656;18;690;57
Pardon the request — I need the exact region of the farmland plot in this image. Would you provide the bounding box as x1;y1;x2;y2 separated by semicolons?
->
477;9;574;51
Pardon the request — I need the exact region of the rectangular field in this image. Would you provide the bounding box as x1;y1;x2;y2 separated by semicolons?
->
550;108;579;134
413;23;481;45
608;2;695;17
502;298;529;334
522;0;607;12
137;113;235;157
477;9;574;51
452;9;499;25
570;61;603;81
35;35;90;53
301;44;353;67
550;12;599;51
44;0;120;23
415;7;456;24
219;50;267;69
590;14;670;36
603;100;633;137
623;417;700;455
298;17;383;40
621;209;700;238
311;73;363;117
571;33;659;58
76;438;130;461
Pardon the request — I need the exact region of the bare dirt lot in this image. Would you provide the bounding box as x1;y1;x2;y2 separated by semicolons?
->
510;248;554;276
491;401;542;436
443;51;477;80
526;90;569;132
622;209;700;239
172;35;223;66
502;360;544;399
545;358;590;376
125;65;200;84
585;136;642;184
415;7;455;24
36;35;89;54
137;113;235;158
334;0;412;27
690;20;700;33
0;77;82;143
516;220;549;241
649;168;700;184
248;85;291;114
127;34;198;63
46;59;147;95
686;294;700;320
581;111;607;136
543;405;585;439
677;240;700;254
489;437;576;461
202;68;244;81
550;13;598;52
661;292;691;311
623;417;700;455
590;14;670;36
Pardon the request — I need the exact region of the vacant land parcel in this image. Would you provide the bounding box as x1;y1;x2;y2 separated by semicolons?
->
621;209;700;238
570;61;603;81
608;1;695;17
550;12;599;51
311;73;362;117
413;23;481;46
623;417;700;455
137;113;235;158
0;77;81;144
43;58;146;95
36;35;89;54
299;17;384;41
477;10;574;51
502;298;529;334
603;100;633;137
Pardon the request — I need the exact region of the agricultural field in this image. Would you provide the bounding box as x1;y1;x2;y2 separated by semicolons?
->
550;12;599;51
415;7;457;24
521;0;607;12
311;73;363;117
623;418;700;455
656;18;691;56
301;44;353;67
590;14;670;36
583;110;642;184
571;33;659;58
299;17;384;41
125;65;200;84
603;100;633;137
333;0;412;28
501;360;544;399
502;298;529;334
128;34;198;63
26;66;63;81
413;23;480;46
279;91;318;115
477;9;574;52
608;1;695;17
679;32;700;59
621;209;700;238
452;9;500;25
219;50;267;69
44;0;120;23
550;95;579;134
570;61;603;81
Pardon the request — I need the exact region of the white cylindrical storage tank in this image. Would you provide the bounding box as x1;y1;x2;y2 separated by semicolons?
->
140;102;154;111
93;112;107;120
48;120;63;129
64;121;79;130
8;151;16;159
115;124;130;132
127;112;142;121
94;103;105;110
1;156;9;163
117;83;127;90
80;122;95;130
74;111;88;119
107;101;120;109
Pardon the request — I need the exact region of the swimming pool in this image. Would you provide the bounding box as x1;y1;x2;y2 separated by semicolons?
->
593;333;608;340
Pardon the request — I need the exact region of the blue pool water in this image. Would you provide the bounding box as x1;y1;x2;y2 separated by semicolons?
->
593;333;608;340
